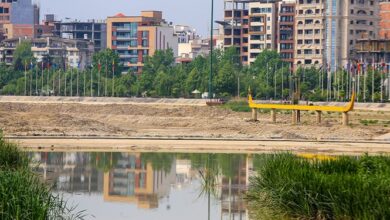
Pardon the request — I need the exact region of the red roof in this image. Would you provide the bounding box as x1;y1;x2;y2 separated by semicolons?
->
114;13;126;17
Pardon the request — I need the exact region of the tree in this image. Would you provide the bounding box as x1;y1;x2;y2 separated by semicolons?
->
92;49;121;77
13;41;33;71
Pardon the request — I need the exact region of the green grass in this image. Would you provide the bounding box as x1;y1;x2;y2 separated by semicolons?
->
0;134;85;220
247;153;390;220
359;119;379;126
221;100;252;112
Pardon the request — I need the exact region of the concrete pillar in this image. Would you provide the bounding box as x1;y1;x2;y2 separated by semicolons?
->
271;109;276;123
252;108;258;121
291;110;297;125
316;111;322;124
342;112;349;126
297;110;301;123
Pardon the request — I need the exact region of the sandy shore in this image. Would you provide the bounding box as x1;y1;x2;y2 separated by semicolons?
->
11;137;390;155
1;99;389;142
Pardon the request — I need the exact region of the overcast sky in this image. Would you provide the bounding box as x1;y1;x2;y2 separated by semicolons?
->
38;0;224;36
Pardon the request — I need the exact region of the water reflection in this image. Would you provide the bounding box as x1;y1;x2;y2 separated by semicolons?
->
29;152;255;220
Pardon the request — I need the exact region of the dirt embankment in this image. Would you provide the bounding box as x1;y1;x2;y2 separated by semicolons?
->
0;101;389;141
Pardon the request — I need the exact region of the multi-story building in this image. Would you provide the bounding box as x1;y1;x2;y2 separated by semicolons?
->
277;0;295;67
294;0;325;68
379;0;390;39
325;0;379;71
53;19;107;52
221;0;251;65
0;37;94;69
106;11;178;74
0;0;39;39
174;25;197;44
248;1;278;64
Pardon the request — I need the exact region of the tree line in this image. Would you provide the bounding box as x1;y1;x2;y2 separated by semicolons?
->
3;40;389;102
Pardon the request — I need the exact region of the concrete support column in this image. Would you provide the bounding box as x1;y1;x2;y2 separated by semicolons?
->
342;112;349;126
271;109;276;123
316;111;322;124
252;108;258;121
297;110;301;123
291;110;297;125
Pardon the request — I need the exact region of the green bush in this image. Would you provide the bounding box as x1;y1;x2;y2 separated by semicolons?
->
0;134;84;220
247;153;390;219
222;100;251;112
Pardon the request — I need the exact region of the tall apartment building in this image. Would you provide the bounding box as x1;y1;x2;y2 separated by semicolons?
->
53;19;107;52
248;1;278;64
325;0;379;71
379;0;390;39
221;0;251;65
295;0;379;71
278;0;295;67
295;0;325;68
106;11;178;74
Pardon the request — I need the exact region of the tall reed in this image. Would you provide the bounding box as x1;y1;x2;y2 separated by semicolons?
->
247;153;390;219
0;134;85;220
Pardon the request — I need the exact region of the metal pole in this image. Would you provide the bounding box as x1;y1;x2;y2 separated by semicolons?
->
59;70;61;96
35;65;38;95
105;59;108;97
41;63;44;96
71;67;73;97
77;68;79;97
84;69;86;97
65;68;67;96
281;63;284;100
24;62;27;96
274;64;277;100
208;0;214;99
91;68;93;97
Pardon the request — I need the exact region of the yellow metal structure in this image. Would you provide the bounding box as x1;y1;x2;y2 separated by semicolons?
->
297;153;337;161
248;93;355;113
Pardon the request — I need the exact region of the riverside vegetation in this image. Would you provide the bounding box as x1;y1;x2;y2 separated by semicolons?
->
3;41;389;102
247;153;390;220
0;135;84;220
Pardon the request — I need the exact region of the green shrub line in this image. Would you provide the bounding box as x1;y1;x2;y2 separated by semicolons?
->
246;153;390;220
221;100;252;112
0;134;85;220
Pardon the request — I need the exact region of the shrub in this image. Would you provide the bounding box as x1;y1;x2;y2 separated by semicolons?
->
247;153;390;219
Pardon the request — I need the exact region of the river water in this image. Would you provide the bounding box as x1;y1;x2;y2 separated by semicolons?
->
29;152;255;220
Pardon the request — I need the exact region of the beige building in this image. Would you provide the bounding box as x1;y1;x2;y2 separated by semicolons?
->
325;0;379;71
295;0;379;71
248;1;278;64
294;0;325;68
106;11;178;74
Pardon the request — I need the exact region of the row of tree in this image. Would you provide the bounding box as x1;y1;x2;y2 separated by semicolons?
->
3;40;390;102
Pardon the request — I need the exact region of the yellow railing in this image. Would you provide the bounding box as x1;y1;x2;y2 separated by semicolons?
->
248;93;355;113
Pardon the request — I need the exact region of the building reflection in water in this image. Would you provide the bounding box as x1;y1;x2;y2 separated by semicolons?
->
29;151;255;220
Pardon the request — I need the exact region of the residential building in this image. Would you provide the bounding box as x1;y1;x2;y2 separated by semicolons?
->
325;0;379;71
248;1;278;64
106;11;178;74
0;0;39;39
174;25;197;44
0;37;94;69
379;0;390;39
53;19;107;52
221;0;251;65
277;0;295;67
295;0;325;68
10;0;38;25
0;0;12;38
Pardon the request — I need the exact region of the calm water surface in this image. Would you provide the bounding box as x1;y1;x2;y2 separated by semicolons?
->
29;152;255;220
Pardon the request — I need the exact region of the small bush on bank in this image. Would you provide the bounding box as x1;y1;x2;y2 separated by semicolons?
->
222;100;252;112
247;153;390;220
